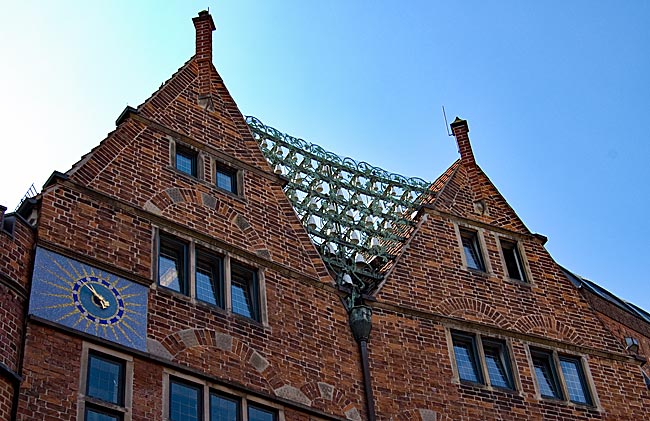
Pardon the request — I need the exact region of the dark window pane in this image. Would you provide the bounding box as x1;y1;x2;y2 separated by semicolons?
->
560;357;591;405
176;149;197;176
196;254;222;307
483;341;513;389
461;231;485;271
231;264;257;320
532;352;562;399
248;404;276;421
216;169;236;193
170;379;201;421
452;334;482;383
501;240;526;281
87;353;124;405
159;236;186;294
210;393;240;421
85;407;121;421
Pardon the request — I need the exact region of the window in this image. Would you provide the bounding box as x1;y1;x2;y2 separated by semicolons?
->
156;231;264;322
460;229;485;271
215;163;238;194
79;345;132;421
159;234;189;294
559;356;592;405
500;239;527;282
170;378;202;421
166;375;279;421
176;145;198;177
248;403;277;421
450;331;514;390
231;263;259;320
531;349;562;399
85;406;122;421
196;251;224;307
530;348;593;405
210;392;240;420
87;352;125;405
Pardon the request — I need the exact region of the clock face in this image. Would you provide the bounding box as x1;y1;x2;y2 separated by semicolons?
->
29;248;148;351
73;276;125;325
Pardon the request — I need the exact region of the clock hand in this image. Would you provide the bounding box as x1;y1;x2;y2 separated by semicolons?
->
86;284;110;309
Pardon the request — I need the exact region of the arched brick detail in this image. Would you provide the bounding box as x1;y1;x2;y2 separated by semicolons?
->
436;297;511;328
390;408;448;421
513;314;584;345
145;188;228;218
299;381;354;417
143;188;271;258
229;212;267;253
159;328;284;389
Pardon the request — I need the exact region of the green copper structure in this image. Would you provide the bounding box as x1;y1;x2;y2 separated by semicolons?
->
246;116;434;302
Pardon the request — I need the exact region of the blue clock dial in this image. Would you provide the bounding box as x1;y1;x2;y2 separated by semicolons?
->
29;248;148;351
73;277;125;325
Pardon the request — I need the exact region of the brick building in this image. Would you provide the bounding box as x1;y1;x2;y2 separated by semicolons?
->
1;10;649;420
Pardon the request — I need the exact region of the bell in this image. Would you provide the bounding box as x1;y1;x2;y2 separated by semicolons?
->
342;274;353;285
370;237;380;248
346;209;356;220
355;253;366;264
336;188;346;199
314;182;324;193
307;215;317;230
308;197;318;210
274;164;285;175
350;230;360;244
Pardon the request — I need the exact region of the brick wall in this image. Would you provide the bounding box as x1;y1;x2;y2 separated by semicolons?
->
17;324;82;420
0;376;13;421
0;214;34;418
22;35;366;419
11;10;650;421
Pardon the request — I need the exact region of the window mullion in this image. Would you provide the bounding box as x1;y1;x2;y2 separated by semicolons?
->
242;397;248;421
553;351;569;401
475;334;489;387
189;240;196;300
224;255;232;312
204;386;210;421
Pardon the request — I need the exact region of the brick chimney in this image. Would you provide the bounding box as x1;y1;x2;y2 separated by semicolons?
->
451;117;486;208
192;10;216;111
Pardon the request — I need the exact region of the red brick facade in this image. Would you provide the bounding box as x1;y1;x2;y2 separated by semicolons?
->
1;10;649;421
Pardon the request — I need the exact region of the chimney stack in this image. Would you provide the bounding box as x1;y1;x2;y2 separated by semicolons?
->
451;117;485;206
192;10;216;110
450;117;475;168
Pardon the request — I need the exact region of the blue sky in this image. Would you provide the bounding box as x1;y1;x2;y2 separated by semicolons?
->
1;1;648;310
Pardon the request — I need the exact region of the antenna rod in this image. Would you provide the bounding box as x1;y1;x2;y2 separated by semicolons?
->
442;106;452;136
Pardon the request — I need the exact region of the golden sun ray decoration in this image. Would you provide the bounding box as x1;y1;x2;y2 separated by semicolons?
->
28;247;148;351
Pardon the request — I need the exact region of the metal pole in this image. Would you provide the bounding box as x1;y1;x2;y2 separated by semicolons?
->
359;339;376;421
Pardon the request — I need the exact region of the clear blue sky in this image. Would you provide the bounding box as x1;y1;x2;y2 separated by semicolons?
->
1;1;648;310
